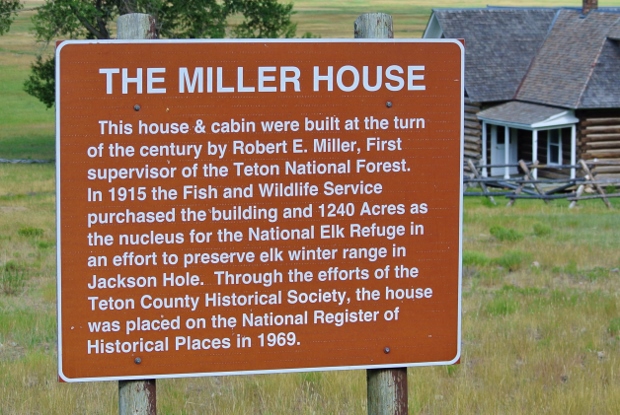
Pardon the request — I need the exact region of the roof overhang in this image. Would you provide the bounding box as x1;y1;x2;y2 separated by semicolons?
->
423;13;443;38
477;101;578;130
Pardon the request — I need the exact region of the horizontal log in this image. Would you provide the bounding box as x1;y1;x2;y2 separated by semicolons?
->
464;128;481;137
464;138;481;146
587;158;620;164
464;135;481;143
464;137;480;146
582;149;620;159
592;165;620;174
581;126;620;134
464;119;481;129
580;117;620;127
579;133;620;142
464;143;480;152
464;103;480;111
584;141;620;149
464;150;479;159
591;173;620;181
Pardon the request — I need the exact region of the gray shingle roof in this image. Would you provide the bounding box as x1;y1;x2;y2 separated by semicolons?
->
431;8;557;103
580;38;620;108
477;101;575;127
609;19;620;39
516;10;620;109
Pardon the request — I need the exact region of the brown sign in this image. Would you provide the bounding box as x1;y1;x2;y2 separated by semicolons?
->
56;40;463;382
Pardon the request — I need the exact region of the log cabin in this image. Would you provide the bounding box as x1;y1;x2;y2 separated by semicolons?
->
423;0;620;182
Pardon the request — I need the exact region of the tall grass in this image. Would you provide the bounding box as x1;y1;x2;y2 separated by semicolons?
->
1;161;619;413
2;1;620;413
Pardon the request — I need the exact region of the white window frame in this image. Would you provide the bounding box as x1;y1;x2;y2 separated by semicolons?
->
547;129;562;165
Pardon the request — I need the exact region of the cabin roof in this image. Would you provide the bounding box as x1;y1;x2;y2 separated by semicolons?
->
424;6;620;110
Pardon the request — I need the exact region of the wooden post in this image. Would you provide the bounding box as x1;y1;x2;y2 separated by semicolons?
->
355;12;408;415
569;184;585;209
117;13;157;40
367;369;408;415
579;159;612;209
116;12;157;415
354;13;394;39
506;160;548;206
467;159;496;205
119;379;156;414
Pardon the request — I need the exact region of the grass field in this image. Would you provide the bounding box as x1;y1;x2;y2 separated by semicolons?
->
1;1;620;414
1;164;619;413
3;0;620;159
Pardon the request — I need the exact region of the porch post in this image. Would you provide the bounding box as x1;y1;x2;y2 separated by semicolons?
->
570;124;576;179
532;129;538;180
481;121;488;177
504;126;510;179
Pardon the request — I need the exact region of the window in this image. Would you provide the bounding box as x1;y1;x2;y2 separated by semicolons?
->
547;129;562;165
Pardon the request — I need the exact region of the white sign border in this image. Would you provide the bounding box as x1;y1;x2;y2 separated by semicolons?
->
56;38;464;383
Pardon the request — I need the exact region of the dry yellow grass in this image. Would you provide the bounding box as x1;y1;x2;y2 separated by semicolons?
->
291;0;620;38
1;162;619;414
1;1;620;414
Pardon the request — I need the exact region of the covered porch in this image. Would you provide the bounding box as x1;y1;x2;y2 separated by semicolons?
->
477;101;579;179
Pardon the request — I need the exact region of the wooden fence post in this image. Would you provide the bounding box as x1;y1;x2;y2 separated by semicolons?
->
579;160;612;209
116;12;157;415
355;13;408;415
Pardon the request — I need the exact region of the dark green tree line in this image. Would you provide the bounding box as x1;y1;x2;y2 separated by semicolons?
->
0;0;22;35
24;0;298;108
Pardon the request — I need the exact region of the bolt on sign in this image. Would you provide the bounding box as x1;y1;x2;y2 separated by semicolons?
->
56;39;463;382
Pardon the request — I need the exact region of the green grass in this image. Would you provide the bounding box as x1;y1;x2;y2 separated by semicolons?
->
0;1;55;160
2;1;620;413
1;164;618;413
3;0;620;160
490;225;524;242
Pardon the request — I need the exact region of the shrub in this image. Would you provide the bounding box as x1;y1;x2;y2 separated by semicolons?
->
490;226;523;242
462;251;490;267
17;226;44;238
533;223;552;237
1;261;26;295
492;250;531;272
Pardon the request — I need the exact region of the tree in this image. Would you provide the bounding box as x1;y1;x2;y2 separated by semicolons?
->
24;0;297;108
0;0;22;36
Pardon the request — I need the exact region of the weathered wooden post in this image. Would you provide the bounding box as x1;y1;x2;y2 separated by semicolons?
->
117;13;157;41
354;12;394;39
116;13;158;415
355;14;408;415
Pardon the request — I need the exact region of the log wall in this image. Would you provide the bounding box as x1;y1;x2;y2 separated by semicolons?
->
579;117;620;182
464;99;482;176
